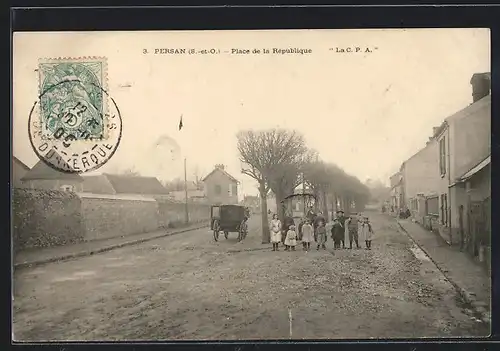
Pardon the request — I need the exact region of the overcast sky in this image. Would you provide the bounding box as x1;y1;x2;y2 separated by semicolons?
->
13;29;490;197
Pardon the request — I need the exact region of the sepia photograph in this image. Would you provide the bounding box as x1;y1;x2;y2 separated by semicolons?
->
12;28;491;341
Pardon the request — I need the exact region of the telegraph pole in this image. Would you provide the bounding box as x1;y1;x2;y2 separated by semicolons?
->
184;157;189;224
302;172;306;217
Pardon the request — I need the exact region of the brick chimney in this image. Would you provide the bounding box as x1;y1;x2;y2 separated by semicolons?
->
215;164;225;170
470;72;491;103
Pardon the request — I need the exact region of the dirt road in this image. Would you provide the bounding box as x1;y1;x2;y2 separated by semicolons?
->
13;213;489;341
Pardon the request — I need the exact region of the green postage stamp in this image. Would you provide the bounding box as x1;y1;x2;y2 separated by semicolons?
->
29;57;122;174
38;57;109;140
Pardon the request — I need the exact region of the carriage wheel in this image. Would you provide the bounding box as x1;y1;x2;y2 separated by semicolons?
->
213;220;220;241
224;231;229;240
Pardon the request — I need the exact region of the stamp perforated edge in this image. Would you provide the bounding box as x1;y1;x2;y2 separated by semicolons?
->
37;56;110;141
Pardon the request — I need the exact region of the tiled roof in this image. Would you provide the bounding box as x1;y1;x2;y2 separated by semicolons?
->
104;174;169;195
81;175;116;194
21;154;84;181
202;168;239;183
13;156;30;172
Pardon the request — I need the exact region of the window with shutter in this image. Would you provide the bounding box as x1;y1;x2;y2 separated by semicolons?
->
440;194;445;224
444;194;448;225
439;137;446;176
426;196;439;216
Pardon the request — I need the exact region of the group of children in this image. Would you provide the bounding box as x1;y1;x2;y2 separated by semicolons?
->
269;210;374;252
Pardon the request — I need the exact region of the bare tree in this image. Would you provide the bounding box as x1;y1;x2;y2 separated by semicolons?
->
268;148;314;221
192;165;205;190
304;160;370;216
237;129;310;243
120;167;141;177
162;178;185;192
237;130;273;243
303;160;333;220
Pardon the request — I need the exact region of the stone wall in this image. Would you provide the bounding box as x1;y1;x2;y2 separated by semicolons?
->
80;194;160;241
12;190;211;250
157;200;211;228
12;188;84;252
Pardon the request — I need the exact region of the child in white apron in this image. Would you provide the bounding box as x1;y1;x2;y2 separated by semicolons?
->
285;225;297;251
270;214;282;251
360;216;374;249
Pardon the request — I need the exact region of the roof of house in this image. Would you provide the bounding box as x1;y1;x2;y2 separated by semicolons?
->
459;155;490;182
81;175;116;194
21;154;84;182
433;94;491;138
103;174;169;195
244;195;259;200
13;156;30;172
202;167;239;183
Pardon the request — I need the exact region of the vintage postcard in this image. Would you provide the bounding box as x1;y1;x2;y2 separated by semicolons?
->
12;29;491;341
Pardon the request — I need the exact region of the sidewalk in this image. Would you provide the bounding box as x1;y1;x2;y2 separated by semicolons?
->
396;218;491;322
14;221;209;269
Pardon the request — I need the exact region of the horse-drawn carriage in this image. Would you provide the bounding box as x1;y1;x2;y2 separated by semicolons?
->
211;204;249;242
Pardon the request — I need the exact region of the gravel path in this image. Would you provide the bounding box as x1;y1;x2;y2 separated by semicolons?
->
13;214;489;341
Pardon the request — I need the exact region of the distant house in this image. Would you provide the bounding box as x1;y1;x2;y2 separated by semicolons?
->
21;155;84;192
401;137;440;224
82;173;169;197
202;164;239;205
12;156;30;188
389;171;404;213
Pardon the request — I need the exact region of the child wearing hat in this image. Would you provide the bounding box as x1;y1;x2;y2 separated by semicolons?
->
284;225;297;251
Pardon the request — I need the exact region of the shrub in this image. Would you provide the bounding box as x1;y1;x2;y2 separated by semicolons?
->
12;188;84;251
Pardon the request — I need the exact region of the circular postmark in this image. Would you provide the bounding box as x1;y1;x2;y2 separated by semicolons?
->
28;79;122;174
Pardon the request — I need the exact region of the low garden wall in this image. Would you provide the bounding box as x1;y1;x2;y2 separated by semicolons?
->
80;194;160;241
157;200;211;228
12;189;211;251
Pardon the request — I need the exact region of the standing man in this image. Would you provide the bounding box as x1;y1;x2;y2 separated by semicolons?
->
347;215;361;249
336;210;347;249
306;205;316;224
330;218;343;249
